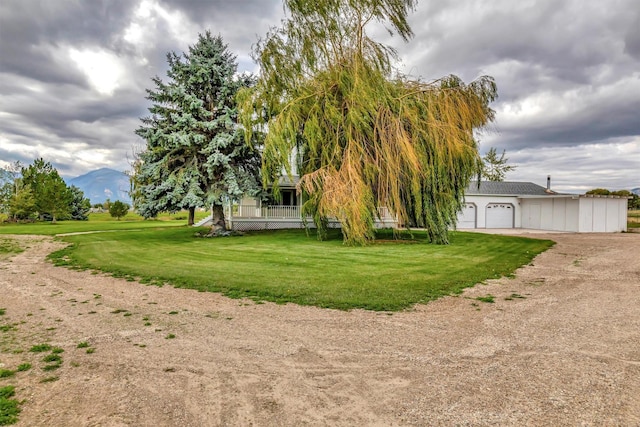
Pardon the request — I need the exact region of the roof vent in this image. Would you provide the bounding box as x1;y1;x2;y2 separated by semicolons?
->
545;175;556;194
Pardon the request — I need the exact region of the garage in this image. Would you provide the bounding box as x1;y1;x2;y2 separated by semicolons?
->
457;203;477;229
485;203;514;228
460;181;629;232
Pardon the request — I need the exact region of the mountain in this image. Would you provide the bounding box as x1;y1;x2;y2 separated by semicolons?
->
67;168;131;205
632;188;640;196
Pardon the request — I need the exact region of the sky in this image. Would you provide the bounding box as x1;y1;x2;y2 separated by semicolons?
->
0;0;638;193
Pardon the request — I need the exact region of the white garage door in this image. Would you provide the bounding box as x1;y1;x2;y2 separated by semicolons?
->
486;203;514;228
457;203;477;229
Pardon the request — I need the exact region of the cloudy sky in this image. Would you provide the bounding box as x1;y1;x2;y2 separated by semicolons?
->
1;0;638;192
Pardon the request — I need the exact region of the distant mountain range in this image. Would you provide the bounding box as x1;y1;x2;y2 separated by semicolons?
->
632;188;640;196
67;168;131;205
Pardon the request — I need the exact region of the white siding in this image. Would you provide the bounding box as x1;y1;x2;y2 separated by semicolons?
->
618;199;628;232
578;197;628;232
593;198;607;232
605;199;619;232
540;200;554;230
552;198;566;230
521;201;540;229
579;198;594;232
564;199;580;232
521;197;579;232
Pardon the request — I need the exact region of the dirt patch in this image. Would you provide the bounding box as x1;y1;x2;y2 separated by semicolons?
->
1;233;639;426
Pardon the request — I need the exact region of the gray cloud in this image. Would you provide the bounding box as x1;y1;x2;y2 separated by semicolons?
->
0;0;638;190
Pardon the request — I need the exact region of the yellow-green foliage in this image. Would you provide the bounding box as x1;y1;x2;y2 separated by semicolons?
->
240;0;497;244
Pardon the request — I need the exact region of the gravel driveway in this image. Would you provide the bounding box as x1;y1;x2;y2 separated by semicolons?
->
1;232;639;426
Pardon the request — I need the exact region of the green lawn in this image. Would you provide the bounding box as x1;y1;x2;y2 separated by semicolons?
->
629;210;640;229
0;211;201;235
45;228;554;311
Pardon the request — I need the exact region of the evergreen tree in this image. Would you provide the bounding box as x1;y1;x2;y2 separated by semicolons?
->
134;32;261;231
109;200;130;220
68;185;91;220
20;158;53;220
240;0;497;245
481;147;516;182
21;158;72;223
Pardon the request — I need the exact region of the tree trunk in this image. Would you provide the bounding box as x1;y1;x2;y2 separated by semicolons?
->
188;206;195;226
207;204;227;236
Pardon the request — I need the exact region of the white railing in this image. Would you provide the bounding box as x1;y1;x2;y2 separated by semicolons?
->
226;204;302;219
227;204;395;221
261;205;301;218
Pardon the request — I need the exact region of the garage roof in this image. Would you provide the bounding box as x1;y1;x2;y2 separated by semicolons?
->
466;181;555;196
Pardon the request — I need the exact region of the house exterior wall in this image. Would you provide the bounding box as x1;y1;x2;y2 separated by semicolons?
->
578;197;627;232
521;198;580;232
520;196;627;232
461;195;521;228
564;199;580;232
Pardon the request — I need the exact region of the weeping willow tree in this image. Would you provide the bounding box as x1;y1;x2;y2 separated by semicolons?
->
239;0;497;245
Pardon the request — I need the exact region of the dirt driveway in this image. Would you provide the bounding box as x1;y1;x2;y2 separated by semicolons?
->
1;232;639;426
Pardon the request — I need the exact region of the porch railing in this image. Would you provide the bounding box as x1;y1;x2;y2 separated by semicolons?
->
227;204;302;219
226;204;395;220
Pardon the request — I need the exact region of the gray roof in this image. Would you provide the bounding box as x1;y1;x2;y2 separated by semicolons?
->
277;175;300;188
465;181;556;196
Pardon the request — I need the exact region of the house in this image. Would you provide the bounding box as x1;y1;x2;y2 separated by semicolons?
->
213;175;397;231
197;176;629;233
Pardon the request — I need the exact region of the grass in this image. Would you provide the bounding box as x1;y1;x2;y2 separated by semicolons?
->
47;227;553;311
0;211;208;236
0;218;182;236
0;385;20;426
15;364;30;372
0;325;16;333
628;210;640;228
0;370;14;379
29;344;51;353
0;239;23;260
42;354;62;363
475;295;496;303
